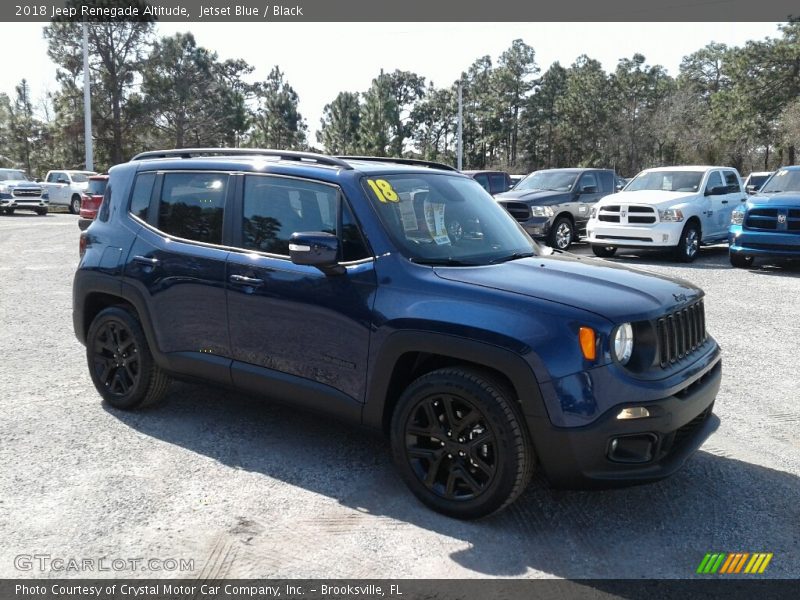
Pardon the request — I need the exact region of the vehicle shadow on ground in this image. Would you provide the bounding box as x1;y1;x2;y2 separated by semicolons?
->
597;245;731;271
744;262;800;278
108;383;799;579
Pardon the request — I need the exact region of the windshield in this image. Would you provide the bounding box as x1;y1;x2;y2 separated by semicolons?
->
625;170;704;193
747;174;770;189
0;170;30;182
760;169;800;194
514;171;577;192
362;173;538;266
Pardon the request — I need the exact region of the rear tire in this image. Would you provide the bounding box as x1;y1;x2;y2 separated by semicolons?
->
730;253;754;269
591;244;617;258
69;195;82;214
86;307;171;410
548;216;574;250
390;367;533;519
675;222;700;262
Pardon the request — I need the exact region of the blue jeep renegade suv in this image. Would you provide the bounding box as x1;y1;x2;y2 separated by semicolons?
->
73;149;721;519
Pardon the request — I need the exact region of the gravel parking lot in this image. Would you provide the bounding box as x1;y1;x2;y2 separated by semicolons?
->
1;213;798;580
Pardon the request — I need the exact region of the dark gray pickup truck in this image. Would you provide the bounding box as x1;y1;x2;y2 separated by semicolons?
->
496;168;623;250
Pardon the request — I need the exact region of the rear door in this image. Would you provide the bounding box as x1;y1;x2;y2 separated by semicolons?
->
123;170;232;366
722;169;746;220
225;174;376;403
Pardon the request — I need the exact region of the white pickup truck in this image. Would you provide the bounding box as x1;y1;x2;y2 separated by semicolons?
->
586;165;746;262
44;170;97;214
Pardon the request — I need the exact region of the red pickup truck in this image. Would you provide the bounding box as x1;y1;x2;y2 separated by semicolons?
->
78;175;108;230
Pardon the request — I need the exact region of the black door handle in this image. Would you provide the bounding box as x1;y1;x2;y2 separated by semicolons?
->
721;200;729;204
133;255;160;266
229;274;264;286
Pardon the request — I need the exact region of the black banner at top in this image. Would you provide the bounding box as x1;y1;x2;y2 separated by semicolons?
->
4;0;800;22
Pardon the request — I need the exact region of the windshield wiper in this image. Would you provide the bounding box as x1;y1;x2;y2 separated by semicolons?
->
488;251;536;264
409;257;480;267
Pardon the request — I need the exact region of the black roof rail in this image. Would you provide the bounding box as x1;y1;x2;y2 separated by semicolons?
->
130;148;353;170
336;156;458;172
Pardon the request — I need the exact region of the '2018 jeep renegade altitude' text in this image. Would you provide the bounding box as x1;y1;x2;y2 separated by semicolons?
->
74;149;721;519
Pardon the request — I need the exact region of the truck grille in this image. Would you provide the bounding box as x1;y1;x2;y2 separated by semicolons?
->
12;188;42;198
597;205;655;224
498;201;530;222
656;300;707;368
745;208;778;230
627;206;656;224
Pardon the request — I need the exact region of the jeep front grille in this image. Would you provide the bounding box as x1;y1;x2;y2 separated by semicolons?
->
656;300;707;368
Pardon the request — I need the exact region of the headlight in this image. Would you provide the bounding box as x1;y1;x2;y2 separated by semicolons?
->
0;185;9;194
531;205;554;217
731;210;745;225
589;207;597;219
658;208;684;222
612;323;634;365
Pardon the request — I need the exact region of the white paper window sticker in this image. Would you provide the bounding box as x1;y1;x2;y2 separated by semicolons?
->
398;193;418;232
424;197;450;245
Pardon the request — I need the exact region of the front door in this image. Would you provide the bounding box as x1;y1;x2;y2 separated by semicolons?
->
701;170;726;238
225;174;376;402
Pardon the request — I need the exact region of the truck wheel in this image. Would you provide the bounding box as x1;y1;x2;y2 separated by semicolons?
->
674;222;701;262
592;244;617;258
548;216;574;250
69;195;82;214
3;208;14;215
86;307;172;410
390;367;533;519
35;208;48;216
730;253;754;269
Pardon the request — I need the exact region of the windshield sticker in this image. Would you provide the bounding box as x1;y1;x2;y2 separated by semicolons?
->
398;194;418;232
366;179;400;203
423;199;450;245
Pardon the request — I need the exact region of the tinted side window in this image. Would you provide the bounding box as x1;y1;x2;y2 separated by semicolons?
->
157;172;228;244
341;201;369;262
705;171;724;192
578;172;599;191
599;171;614;193
129;173;156;220
473;174;490;192
724;171;741;192
242;176;337;255
489;174;507;194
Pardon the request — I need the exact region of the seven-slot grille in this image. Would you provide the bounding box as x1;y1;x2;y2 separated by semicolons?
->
656;300;707;368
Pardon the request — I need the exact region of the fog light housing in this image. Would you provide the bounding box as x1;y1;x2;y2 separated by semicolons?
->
608;433;657;463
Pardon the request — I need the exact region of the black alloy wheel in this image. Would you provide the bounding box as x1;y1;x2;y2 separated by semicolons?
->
391;367;533;519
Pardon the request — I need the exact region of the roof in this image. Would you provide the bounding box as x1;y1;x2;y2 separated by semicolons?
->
640;165;730;172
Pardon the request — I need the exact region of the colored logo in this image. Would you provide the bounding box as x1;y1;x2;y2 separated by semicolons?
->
697;552;773;574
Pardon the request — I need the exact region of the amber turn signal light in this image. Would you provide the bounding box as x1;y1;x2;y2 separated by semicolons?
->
579;327;596;360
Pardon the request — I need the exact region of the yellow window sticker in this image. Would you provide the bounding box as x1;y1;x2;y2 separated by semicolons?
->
366;179;399;203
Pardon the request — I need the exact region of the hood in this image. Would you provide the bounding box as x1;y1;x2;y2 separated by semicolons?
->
748;192;800;207
495;189;569;205
1;179;39;187
599;190;698;207
434;253;701;322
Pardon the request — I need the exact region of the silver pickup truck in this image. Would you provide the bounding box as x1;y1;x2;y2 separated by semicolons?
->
0;168;49;215
495;168;624;250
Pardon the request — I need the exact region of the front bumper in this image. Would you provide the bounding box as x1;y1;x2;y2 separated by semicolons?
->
527;357;721;489
586;220;680;248
729;226;800;259
0;198;49;209
519;216;552;239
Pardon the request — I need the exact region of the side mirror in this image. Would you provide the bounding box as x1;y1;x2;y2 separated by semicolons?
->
35;178;43;183
289;232;344;275
746;184;757;194
57;178;69;184
580;185;598;194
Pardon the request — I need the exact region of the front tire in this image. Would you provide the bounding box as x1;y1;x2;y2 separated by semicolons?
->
592;244;617;258
86;307;171;410
69;195;82;214
548;216;574;250
35;208;48;216
390;367;533;519
730;253;755;269
675;222;700;262
3;208;15;215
